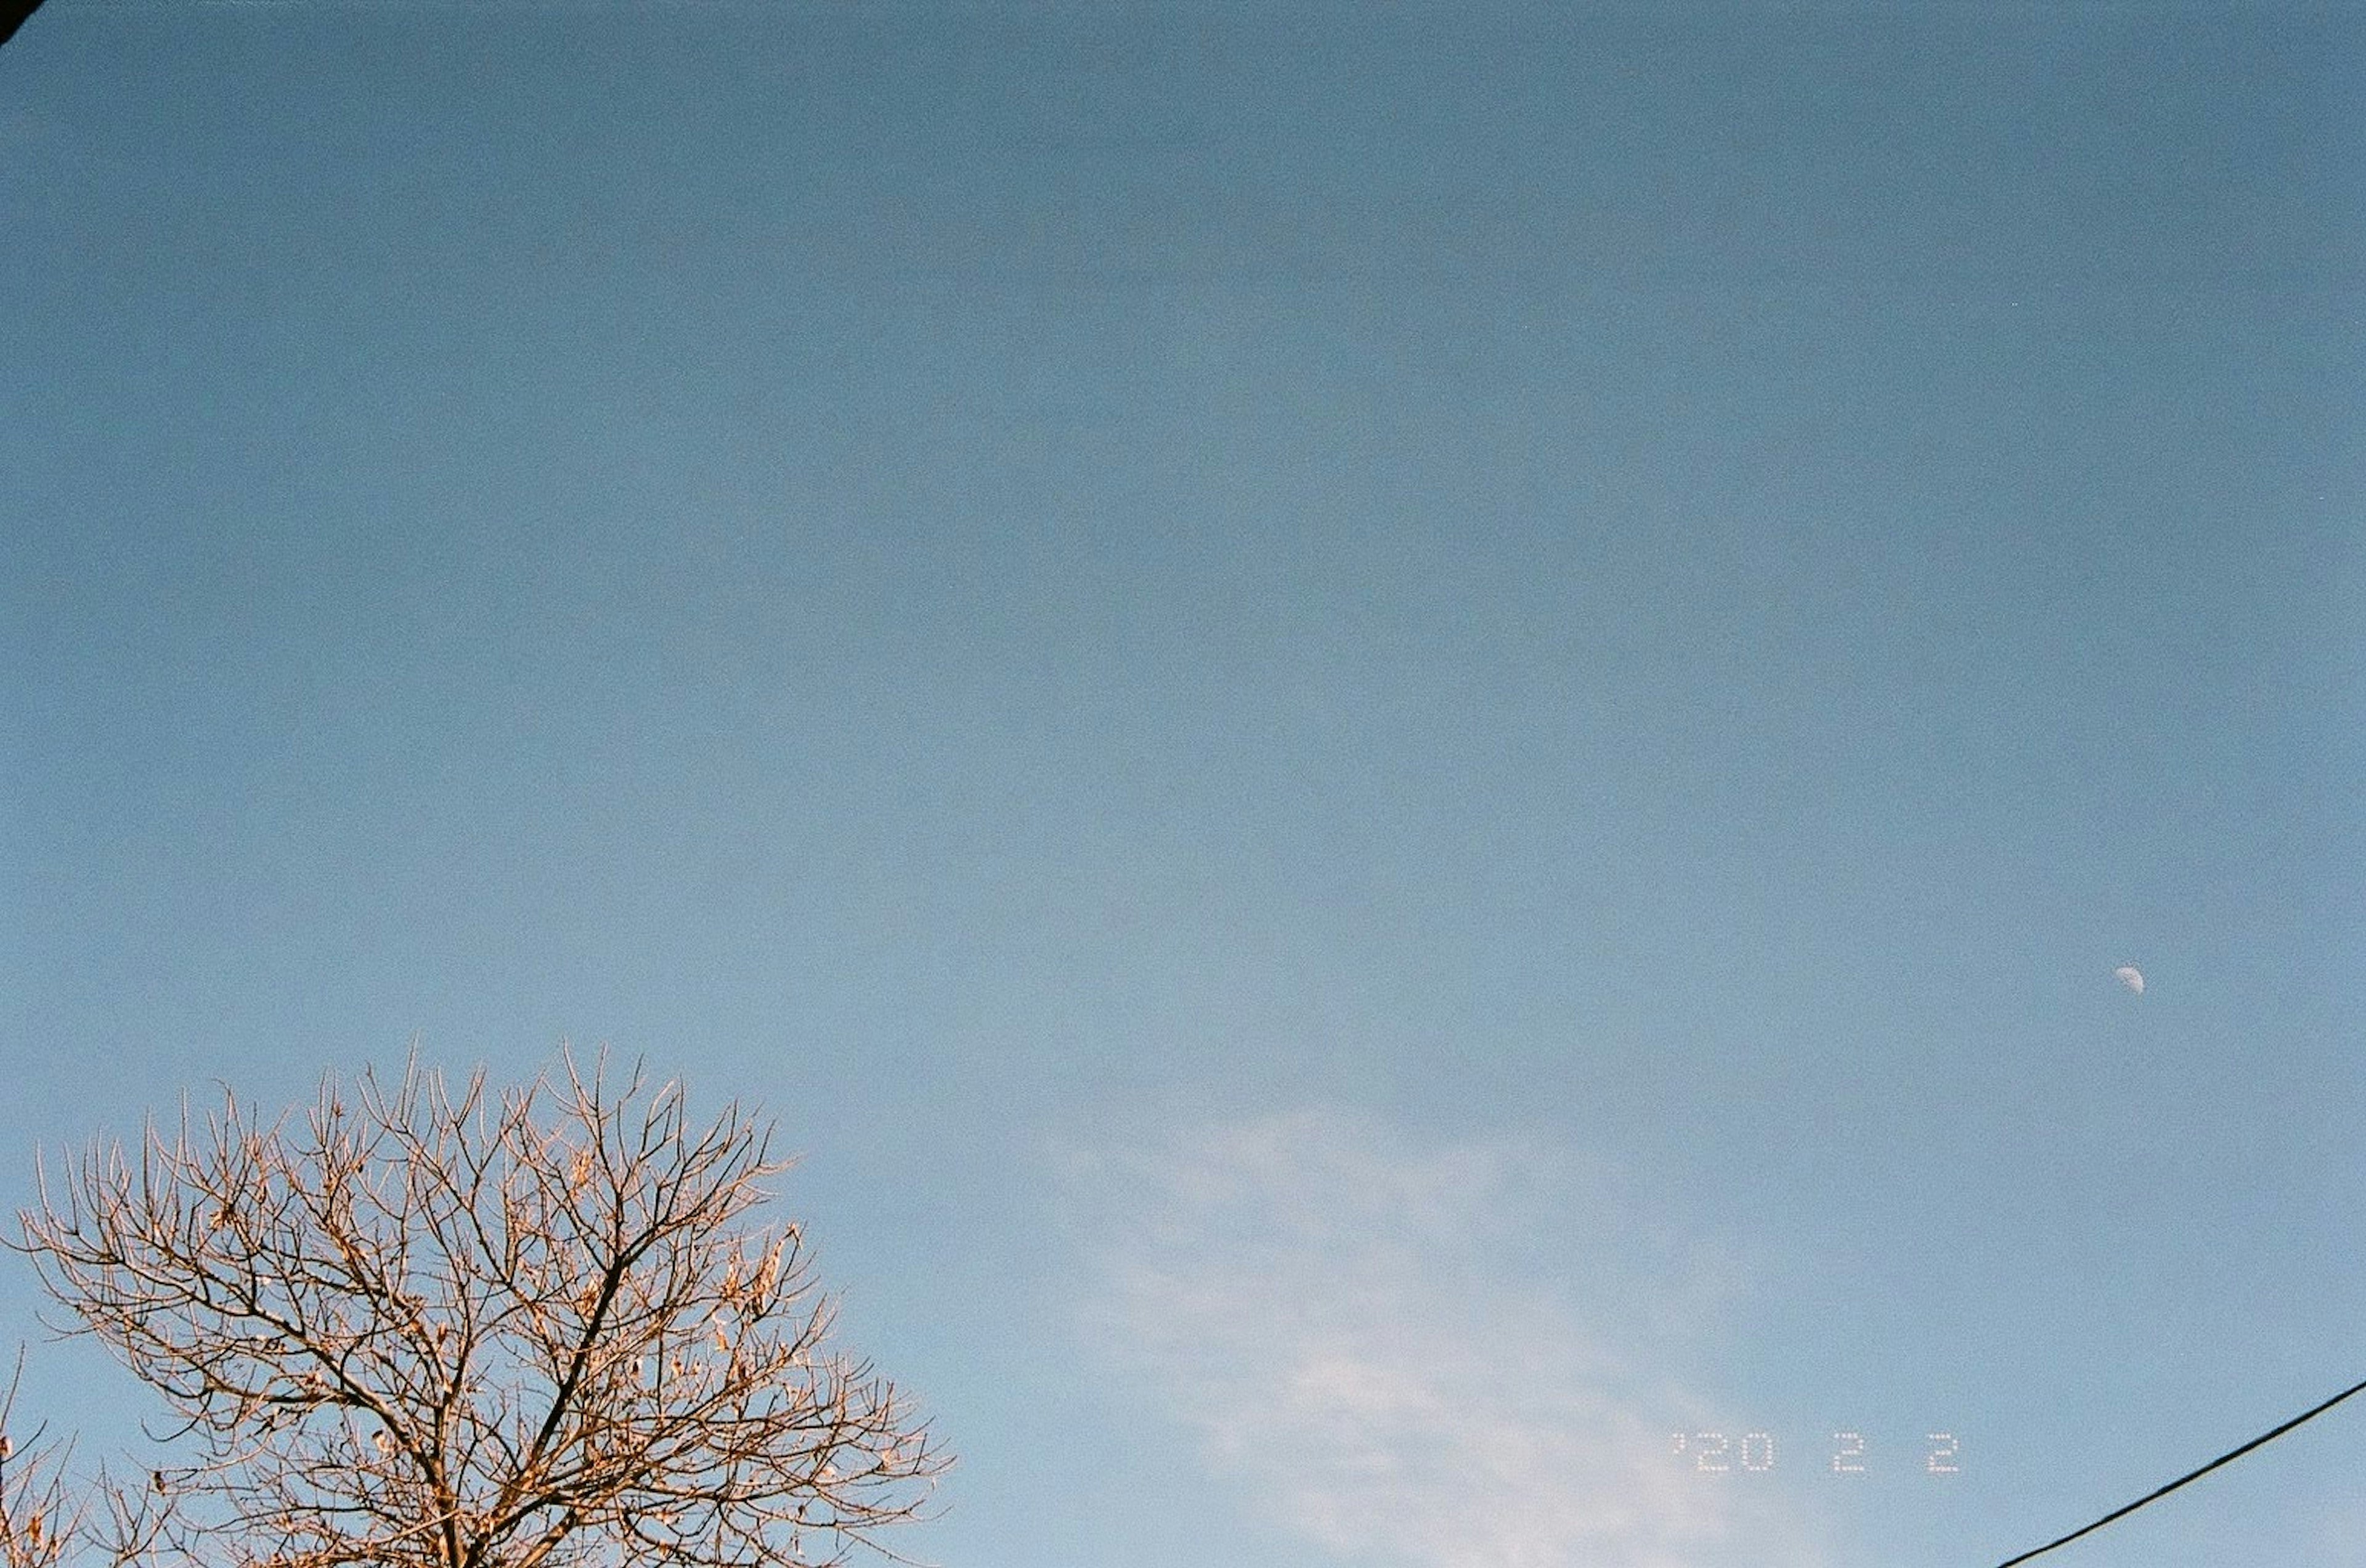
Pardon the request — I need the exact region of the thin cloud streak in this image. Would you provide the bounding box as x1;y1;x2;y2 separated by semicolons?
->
1067;1110;1826;1568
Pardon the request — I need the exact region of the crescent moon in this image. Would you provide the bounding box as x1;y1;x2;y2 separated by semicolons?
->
2113;965;2144;994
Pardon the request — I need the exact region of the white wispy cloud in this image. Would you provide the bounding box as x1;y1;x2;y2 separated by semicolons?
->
1064;1109;1826;1568
2308;1497;2366;1564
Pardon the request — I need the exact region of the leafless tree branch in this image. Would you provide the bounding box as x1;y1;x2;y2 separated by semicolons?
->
11;1052;946;1568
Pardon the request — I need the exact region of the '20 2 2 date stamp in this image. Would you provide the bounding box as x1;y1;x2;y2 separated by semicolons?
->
1671;1429;1960;1476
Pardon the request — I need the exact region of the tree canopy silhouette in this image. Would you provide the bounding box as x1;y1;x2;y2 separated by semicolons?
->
10;1054;944;1568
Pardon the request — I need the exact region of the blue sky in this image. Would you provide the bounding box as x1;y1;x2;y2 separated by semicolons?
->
3;2;2362;1564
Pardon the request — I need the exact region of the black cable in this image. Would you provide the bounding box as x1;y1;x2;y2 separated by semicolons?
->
1;2;49;52
1991;1371;2366;1567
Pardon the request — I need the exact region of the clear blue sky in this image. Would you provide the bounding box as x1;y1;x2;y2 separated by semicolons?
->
4;3;2362;1564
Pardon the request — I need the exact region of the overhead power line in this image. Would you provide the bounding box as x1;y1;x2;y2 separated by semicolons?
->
1991;1371;2366;1567
1;1;51;51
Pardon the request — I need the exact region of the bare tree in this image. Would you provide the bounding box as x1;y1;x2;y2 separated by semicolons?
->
0;1352;163;1568
0;1354;77;1568
11;1055;945;1568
